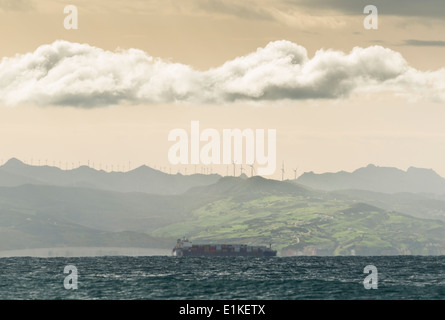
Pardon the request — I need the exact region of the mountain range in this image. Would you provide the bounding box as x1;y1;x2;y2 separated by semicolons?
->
2;158;445;255
0;158;219;194
4;159;445;196
297;164;445;194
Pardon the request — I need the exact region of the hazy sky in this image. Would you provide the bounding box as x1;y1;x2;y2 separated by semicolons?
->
1;0;445;179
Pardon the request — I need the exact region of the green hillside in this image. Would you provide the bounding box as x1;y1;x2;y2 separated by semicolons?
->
152;193;445;256
1;176;445;256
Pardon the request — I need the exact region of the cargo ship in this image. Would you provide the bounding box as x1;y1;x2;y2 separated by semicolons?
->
172;238;277;257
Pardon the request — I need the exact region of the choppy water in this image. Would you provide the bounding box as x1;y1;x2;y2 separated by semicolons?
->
1;256;444;300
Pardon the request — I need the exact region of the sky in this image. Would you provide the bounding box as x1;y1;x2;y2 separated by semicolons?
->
0;0;445;179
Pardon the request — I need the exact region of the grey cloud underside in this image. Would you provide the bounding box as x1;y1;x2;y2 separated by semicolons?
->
1;0;444;18
0;40;444;107
195;0;275;21
403;40;445;47
0;0;33;11
296;0;445;18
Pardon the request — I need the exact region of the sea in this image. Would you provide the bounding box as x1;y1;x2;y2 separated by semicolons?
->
1;255;444;300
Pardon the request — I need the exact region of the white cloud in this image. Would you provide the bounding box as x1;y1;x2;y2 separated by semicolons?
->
0;40;444;107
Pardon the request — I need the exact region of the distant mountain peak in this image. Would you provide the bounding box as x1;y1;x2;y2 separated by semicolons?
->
130;165;165;175
298;164;445;194
239;173;248;180
2;158;26;167
186;174;309;197
72;165;97;172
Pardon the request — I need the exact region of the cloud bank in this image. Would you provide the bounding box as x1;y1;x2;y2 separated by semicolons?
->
0;40;444;107
0;0;33;12
403;39;445;47
296;0;445;18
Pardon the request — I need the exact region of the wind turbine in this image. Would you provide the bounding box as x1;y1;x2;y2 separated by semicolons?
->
281;161;285;181
248;161;255;177
293;166;299;180
232;160;236;176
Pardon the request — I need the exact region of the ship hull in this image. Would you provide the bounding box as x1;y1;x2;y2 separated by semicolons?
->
173;247;277;257
176;250;276;257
